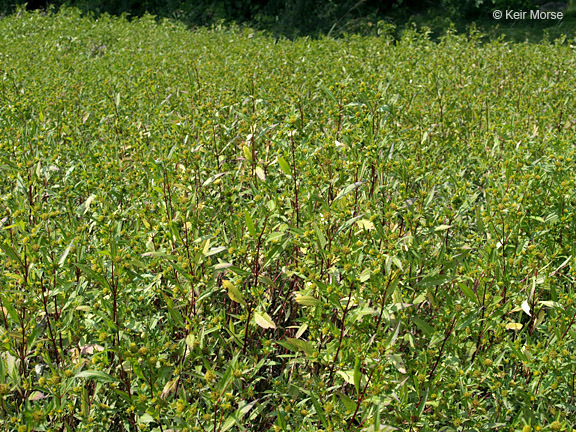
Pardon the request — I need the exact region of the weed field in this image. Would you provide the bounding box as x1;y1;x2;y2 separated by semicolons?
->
2;9;576;432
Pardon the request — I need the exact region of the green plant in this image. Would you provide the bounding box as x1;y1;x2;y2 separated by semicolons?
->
1;8;576;432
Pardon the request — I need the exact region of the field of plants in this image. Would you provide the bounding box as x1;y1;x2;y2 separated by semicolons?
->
1;8;576;432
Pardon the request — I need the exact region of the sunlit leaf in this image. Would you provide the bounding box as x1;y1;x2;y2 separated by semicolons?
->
295;295;320;306
242;145;253;162
245;212;256;237
75;370;118;383
255;166;266;180
278;156;291;175
521;299;532;317
224;280;246;307
254;311;276;329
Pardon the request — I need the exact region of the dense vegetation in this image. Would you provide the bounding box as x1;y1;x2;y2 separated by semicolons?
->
2;0;575;39
2;8;576;432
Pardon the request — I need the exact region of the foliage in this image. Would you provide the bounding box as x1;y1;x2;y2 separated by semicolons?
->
2;8;576;432
436;0;535;19
2;0;573;41
2;0;402;37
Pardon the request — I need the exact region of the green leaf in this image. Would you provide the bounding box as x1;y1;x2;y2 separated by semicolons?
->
421;130;429;144
255;166;266;180
434;224;452;231
254;311;276;329
205;246;226;257
412;316;435;337
0;293;19;323
294;294;320;306
359;268;372;282
266;231;284;243
353;357;361;395
258;275;276;287
58;239;74;267
75;370;118;383
337;370;354;385
387;354;406;374
333;181;363;202
141;251;178;259
220;400;257;432
310;394;327;427
355;219;375;230
458;281;478;304
162;293;184;326
224;280;246;307
138;413;155;424
320;83;337;103
416;385;429;419
75;263;111;289
538;300;563;308
417;274;452;288
1;351;17;378
374;402;381;432
337;214;365;235
202;172;227;187
295;323;308;339
0;243;22;266
313;222;327;248
424;186;436;208
82;194;96;215
279;337;314;356
278;156;291;175
185;334;196;350
242;145;253;162
228;265;252;277
338;392;357;412
245;211;256;237
27;321;44;347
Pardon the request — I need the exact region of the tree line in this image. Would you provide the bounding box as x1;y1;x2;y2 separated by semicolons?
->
3;0;538;36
